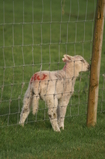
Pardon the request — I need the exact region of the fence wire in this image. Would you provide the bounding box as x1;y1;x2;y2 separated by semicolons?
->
0;0;104;128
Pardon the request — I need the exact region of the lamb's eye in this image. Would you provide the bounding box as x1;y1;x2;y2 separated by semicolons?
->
81;59;85;63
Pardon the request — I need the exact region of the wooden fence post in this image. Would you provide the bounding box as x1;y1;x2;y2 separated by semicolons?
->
87;0;105;127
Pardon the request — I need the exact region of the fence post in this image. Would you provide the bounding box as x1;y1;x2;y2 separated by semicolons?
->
87;0;105;127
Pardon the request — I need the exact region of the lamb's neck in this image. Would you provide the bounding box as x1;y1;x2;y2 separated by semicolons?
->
63;63;79;78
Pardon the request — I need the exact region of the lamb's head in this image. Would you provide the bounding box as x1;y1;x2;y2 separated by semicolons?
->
62;54;90;75
73;55;90;72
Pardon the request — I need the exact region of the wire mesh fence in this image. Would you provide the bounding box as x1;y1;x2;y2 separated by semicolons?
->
0;0;105;129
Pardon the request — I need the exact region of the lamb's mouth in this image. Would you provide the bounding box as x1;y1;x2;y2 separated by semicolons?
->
88;64;91;70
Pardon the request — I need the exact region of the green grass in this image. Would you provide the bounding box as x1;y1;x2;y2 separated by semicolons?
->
0;115;105;159
0;0;105;158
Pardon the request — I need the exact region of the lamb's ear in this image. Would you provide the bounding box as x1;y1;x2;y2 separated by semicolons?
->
62;54;72;62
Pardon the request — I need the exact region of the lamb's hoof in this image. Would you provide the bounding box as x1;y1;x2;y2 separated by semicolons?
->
60;126;64;130
59;123;64;130
53;125;61;132
54;129;61;132
19;122;24;127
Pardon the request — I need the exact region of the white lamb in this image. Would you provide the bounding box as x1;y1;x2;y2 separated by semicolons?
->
19;54;90;132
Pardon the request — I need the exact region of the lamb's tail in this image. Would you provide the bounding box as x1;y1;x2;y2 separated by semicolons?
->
32;91;40;115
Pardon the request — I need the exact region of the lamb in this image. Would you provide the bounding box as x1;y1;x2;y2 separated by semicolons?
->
19;54;90;132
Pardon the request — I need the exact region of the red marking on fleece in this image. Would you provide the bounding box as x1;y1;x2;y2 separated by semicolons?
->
30;73;47;83
63;64;67;71
37;74;47;80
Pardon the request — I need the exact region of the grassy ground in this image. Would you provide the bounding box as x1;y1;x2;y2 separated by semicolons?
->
0;114;105;159
0;0;105;158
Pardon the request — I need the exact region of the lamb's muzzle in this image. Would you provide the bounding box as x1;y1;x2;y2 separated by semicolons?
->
19;54;89;132
88;64;91;70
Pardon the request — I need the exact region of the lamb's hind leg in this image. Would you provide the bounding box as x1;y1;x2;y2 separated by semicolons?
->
46;95;60;132
19;95;32;126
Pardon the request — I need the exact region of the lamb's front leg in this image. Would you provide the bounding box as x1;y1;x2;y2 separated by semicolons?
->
46;95;60;132
58;97;70;130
